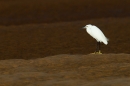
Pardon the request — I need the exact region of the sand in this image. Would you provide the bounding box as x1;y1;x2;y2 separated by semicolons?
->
0;54;130;86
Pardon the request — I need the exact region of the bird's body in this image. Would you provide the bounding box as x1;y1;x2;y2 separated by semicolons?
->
86;24;108;45
83;24;108;54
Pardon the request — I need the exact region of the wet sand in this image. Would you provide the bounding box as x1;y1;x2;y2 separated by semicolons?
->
0;54;130;86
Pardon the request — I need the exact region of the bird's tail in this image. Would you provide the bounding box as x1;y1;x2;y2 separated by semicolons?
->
103;38;109;45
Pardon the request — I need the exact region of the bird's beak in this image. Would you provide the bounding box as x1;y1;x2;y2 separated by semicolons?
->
82;27;86;29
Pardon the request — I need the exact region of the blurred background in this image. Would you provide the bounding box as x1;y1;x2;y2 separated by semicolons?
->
0;0;130;25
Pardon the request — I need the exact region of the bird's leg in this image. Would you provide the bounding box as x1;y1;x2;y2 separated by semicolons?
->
97;42;102;54
94;42;102;54
91;42;102;54
91;41;99;54
96;42;99;52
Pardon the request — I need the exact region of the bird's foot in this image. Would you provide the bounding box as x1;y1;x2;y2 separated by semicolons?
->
91;51;102;54
91;52;96;54
97;50;102;54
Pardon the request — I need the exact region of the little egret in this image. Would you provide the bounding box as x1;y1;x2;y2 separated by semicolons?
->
83;24;108;54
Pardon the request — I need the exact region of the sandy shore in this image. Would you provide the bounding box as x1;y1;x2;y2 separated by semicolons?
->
0;54;130;86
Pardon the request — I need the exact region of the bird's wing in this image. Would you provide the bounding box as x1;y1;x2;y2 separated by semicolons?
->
90;26;108;44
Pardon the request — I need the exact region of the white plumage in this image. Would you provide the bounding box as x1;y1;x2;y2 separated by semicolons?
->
83;24;108;54
84;24;108;45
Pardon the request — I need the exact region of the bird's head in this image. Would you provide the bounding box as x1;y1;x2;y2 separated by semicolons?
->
82;24;92;29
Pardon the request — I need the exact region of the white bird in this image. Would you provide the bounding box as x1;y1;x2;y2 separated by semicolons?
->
83;24;108;54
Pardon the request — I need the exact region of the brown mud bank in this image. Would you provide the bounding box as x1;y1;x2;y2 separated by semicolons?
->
0;54;130;86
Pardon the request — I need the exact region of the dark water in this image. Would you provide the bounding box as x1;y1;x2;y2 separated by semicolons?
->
0;0;130;25
0;11;129;26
